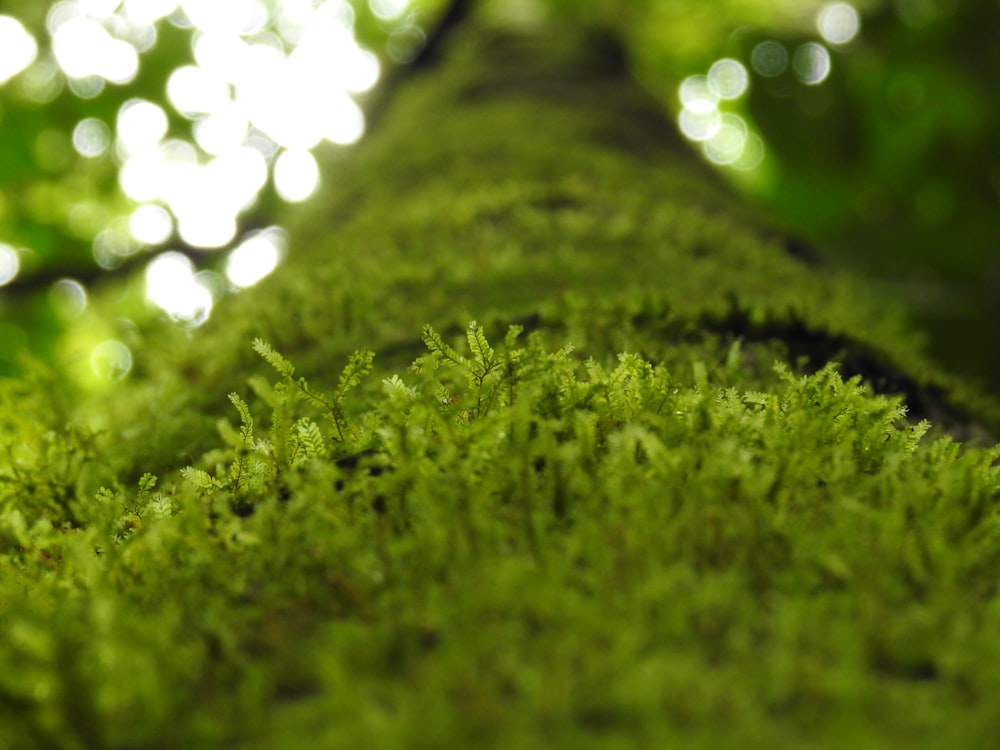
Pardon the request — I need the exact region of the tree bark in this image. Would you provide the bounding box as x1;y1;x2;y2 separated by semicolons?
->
96;17;995;473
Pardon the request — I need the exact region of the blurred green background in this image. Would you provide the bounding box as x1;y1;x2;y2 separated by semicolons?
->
0;0;996;393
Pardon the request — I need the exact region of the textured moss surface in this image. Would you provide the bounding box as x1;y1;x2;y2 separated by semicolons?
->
2;23;1000;749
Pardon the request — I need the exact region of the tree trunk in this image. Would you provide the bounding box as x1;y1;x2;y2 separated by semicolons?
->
4;16;1000;750
91;19;996;473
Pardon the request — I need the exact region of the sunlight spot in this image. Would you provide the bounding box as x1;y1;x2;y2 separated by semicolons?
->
79;0;123;17
293;15;380;92
239;51;369;147
193;102;249;155
167;150;267;246
92;223;140;267
193;31;253;84
0;16;38;85
276;0;316;32
346;50;380;93
69;75;106;99
120;154;167;202
679;74;718;114
0;244;20;286
274;149;320;202
169;2;379;155
167;64;231;115
750;41;788;77
793;43;832;85
707;59;749;100
241;124;270;151
129;204;172;244
146;251;213;324
322;96;366;145
211;147;268;207
370;0;412;21
73;117;111;157
177;210;237;249
90;339;132;380
731;132;765;171
678;107;722;141
386;24;425;63
159;138;199;165
47;2;82;35
703;113;748;165
226;227;285;287
50;278;88;319
181;0;269;35
21;60;64;102
122;141;266;249
818;3;860;45
123;0;179;25
52;16;139;83
117;99;168;156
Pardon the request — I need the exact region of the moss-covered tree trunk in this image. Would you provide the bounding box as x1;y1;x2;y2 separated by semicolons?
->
3;17;1000;750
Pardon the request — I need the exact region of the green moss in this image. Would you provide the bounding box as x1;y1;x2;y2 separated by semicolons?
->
4;323;1000;747
3;22;1000;749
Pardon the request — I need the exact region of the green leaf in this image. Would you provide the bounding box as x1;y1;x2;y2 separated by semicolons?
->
180;467;222;491
466;320;496;376
422;325;465;367
336;349;374;402
252;338;295;379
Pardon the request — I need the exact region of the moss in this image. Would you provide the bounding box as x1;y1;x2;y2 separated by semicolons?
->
2;21;1000;749
5;322;1000;748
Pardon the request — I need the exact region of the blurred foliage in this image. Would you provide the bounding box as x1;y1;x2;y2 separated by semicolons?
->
742;2;1000;387
538;0;999;385
0;0;997;389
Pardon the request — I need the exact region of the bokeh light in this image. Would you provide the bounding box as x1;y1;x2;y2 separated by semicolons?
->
79;0;124;16
226;227;285;287
677;56;760;171
818;3;860;45
731;132;765;172
385;23;424;63
167;64;230;115
129;203;173;244
707;59;749;100
750;41;788;78
73;117;111;157
50;278;88;318
0;244;20;286
50;10;139;83
703;113;748;165
145;251;214;324
793;42;832;85
116;98;168;155
90;339;133;380
20;59;64;102
123;0;178;26
180;0;269;35
679;74;718;113
370;0;412;21
678;107;722;141
274;149;320;202
192;103;249;155
0;15;38;85
92;222;140;268
5;0;404;327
